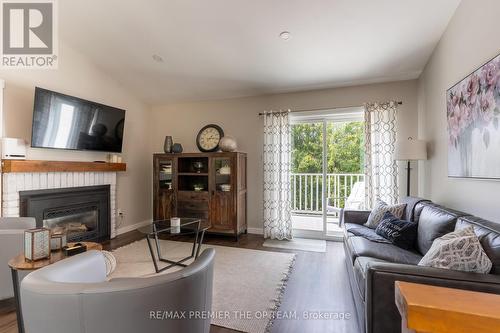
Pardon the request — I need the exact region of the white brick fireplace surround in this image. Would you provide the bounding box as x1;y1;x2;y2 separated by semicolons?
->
2;172;118;238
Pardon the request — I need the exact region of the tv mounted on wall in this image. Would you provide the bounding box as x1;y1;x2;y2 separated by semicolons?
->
31;87;126;153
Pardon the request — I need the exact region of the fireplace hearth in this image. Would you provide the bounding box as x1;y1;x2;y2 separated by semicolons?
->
20;185;110;242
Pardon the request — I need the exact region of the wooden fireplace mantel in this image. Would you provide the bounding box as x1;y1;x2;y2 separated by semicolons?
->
1;159;127;173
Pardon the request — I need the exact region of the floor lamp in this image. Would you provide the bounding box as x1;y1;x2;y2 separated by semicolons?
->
394;137;427;196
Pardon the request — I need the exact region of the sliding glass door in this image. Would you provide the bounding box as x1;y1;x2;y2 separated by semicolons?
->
290;108;364;239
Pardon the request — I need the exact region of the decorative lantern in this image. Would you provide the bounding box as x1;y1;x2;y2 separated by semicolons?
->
50;227;67;251
24;228;51;261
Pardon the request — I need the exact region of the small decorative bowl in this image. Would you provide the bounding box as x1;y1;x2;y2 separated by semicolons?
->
193;184;204;191
219;166;231;175
220;184;231;192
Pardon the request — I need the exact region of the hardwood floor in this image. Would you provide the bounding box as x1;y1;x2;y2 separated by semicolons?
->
0;232;359;333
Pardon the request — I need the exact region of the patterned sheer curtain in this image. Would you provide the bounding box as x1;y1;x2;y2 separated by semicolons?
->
364;101;399;208
263;111;292;240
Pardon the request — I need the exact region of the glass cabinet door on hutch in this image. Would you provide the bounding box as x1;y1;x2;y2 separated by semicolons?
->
155;158;176;220
211;156;234;230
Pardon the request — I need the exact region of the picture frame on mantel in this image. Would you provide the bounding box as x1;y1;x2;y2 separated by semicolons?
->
446;52;500;179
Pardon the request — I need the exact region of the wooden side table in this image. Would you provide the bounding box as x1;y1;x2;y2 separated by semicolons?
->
8;242;103;333
395;281;500;333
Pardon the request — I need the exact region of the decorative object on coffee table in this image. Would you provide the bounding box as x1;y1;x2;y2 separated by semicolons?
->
196;124;224;152
170;217;181;234
219;135;237;152
24;228;51;261
163;135;173;153
447;52;500;179
172;143;183;153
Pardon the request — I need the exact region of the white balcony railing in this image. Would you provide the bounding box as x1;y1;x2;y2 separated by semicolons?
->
291;173;364;214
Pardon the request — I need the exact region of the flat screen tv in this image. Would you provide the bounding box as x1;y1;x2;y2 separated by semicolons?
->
31;87;126;152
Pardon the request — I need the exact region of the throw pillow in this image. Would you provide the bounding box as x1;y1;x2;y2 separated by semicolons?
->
101;250;117;276
365;200;406;229
375;211;418;250
418;226;492;274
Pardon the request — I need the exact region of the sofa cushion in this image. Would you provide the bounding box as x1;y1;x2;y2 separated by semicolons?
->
419;226;492;274
400;197;432;222
344;223;390;243
344;223;367;238
353;256;389;301
416;204;467;255
365;201;406;229
345;236;422;265
375;212;418;250
456;216;500;275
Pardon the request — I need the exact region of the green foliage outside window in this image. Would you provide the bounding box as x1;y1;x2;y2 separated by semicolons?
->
291;122;364;174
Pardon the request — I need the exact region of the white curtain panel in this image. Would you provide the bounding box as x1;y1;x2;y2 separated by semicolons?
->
263;111;292;240
364;101;399;208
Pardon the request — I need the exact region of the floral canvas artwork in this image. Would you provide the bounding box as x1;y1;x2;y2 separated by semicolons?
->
447;53;500;178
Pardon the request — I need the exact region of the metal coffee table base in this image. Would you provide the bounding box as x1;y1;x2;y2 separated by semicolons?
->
145;228;206;273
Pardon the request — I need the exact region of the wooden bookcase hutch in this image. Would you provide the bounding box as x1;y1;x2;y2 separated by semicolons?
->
153;152;247;239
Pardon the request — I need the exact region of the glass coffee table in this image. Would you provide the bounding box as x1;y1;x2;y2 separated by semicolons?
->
138;218;210;273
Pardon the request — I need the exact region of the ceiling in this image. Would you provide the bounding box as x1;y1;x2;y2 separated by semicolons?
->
60;0;461;105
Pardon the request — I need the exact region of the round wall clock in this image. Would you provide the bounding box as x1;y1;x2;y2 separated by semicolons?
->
196;124;224;152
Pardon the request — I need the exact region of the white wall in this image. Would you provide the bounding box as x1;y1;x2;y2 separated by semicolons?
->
0;43;152;230
151;80;418;231
418;0;500;220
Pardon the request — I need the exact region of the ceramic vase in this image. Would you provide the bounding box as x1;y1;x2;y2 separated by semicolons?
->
219;136;237;152
163;136;173;153
172;143;183;153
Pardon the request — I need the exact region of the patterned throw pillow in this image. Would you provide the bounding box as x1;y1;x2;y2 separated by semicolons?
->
375;211;418;250
365;200;406;229
101;250;117;276
418;226;492;274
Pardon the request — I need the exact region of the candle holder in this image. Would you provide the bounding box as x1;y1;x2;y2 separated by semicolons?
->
24;228;51;261
171;217;180;234
50;227;67;251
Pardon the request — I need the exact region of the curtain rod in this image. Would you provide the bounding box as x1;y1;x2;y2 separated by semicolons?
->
257;101;402;116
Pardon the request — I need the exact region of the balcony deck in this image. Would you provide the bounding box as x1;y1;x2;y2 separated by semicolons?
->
290;172;363;237
291;214;343;236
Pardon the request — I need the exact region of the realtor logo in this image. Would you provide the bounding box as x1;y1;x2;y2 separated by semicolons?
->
1;0;58;68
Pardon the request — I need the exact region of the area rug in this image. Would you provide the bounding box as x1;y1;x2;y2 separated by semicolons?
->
263;237;327;253
109;239;296;333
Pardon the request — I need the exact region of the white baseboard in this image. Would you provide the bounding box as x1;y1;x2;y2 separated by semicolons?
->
247;227;263;235
116;219;151;236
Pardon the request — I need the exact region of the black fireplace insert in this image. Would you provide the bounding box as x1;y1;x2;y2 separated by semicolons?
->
19;185;110;242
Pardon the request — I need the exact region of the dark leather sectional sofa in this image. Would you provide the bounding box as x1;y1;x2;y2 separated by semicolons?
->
342;196;500;333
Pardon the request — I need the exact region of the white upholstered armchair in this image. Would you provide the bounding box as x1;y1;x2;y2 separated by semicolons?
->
0;217;36;300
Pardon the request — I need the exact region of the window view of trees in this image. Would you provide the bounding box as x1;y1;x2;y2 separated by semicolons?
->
291;121;365;174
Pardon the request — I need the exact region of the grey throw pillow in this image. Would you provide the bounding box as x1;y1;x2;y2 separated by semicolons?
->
365;200;406;229
418;226;492;274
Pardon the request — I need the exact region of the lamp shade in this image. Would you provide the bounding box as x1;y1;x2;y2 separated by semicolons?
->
394;137;427;161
